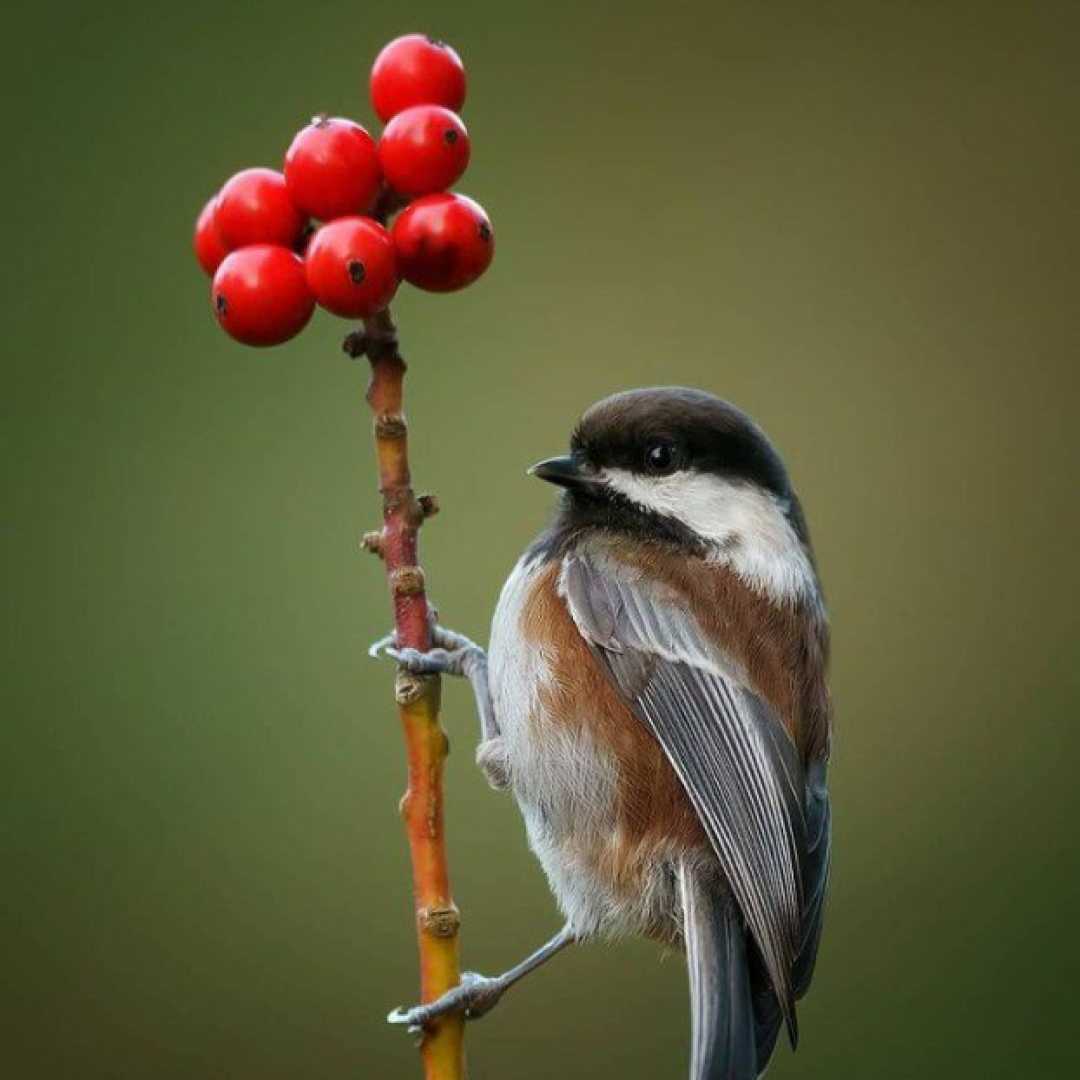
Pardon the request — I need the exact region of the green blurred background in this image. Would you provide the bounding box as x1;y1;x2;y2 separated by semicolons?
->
5;1;1078;1076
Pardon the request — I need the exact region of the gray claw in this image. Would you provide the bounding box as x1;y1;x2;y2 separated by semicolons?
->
368;632;396;659
386;646;456;675
386;1006;424;1037
369;626;486;678
386;972;505;1032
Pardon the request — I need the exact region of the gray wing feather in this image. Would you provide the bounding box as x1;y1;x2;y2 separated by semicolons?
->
794;759;830;996
752;763;831;1069
561;552;808;1035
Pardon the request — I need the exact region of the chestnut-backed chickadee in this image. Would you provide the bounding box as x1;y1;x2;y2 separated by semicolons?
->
380;387;832;1080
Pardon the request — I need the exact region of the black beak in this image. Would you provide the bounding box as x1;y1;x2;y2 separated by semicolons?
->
528;454;590;490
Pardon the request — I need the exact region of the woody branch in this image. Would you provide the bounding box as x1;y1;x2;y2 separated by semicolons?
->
346;309;465;1080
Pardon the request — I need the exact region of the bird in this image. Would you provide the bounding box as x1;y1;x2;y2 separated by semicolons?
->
377;386;832;1079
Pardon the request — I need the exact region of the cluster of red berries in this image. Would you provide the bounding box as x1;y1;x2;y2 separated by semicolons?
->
193;35;494;347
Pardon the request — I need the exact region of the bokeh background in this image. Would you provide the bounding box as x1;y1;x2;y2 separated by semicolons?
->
5;1;1079;1077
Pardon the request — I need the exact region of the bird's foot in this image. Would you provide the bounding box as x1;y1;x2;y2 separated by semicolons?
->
475;736;511;790
368;624;485;679
387;972;506;1032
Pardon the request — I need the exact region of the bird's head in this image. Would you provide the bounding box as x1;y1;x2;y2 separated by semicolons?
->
531;387;817;600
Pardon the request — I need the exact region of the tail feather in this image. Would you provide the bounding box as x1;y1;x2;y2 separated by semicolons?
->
680;767;832;1078
680;863;757;1080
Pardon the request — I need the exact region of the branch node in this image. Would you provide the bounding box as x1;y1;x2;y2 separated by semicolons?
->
395;670;430;705
390;566;426;597
363;310;401;363
361;530;384;556
342;331;368;359
375;413;408;440
382;489;411;515
419;904;461;939
418;493;440;519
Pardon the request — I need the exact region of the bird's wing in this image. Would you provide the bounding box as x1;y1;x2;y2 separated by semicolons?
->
559;549;810;1035
750;757;831;1067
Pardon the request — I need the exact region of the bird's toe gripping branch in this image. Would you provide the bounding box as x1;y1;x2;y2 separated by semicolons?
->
387;924;576;1035
369;625;486;679
370;624;507;788
388;971;507;1033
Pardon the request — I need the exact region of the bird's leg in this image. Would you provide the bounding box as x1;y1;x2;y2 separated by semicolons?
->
372;614;548;1030
387;924;576;1032
369;622;509;788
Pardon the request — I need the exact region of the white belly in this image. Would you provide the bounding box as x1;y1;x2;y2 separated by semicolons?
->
487;554;669;938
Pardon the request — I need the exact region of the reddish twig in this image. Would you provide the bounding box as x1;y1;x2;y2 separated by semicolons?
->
348;309;465;1080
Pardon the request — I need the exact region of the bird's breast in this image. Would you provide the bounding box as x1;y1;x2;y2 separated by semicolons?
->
488;551;707;940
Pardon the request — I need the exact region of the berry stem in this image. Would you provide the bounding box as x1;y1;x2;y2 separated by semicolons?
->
356;307;465;1080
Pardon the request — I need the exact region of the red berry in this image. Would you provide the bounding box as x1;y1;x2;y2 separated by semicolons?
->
392;193;494;293
193;195;228;276
378;105;470;198
211;245;314;347
216;168;305;250
370;34;466;123
284;116;381;221
305;217;399;318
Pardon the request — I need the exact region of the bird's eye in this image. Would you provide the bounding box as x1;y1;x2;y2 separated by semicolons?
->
643;441;678;475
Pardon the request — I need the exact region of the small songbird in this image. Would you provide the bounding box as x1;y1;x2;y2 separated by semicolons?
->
380;387;832;1079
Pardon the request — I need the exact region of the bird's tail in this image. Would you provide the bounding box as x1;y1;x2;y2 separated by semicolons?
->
679;863;761;1080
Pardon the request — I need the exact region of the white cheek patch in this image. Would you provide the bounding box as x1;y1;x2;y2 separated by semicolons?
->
601;468;816;601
